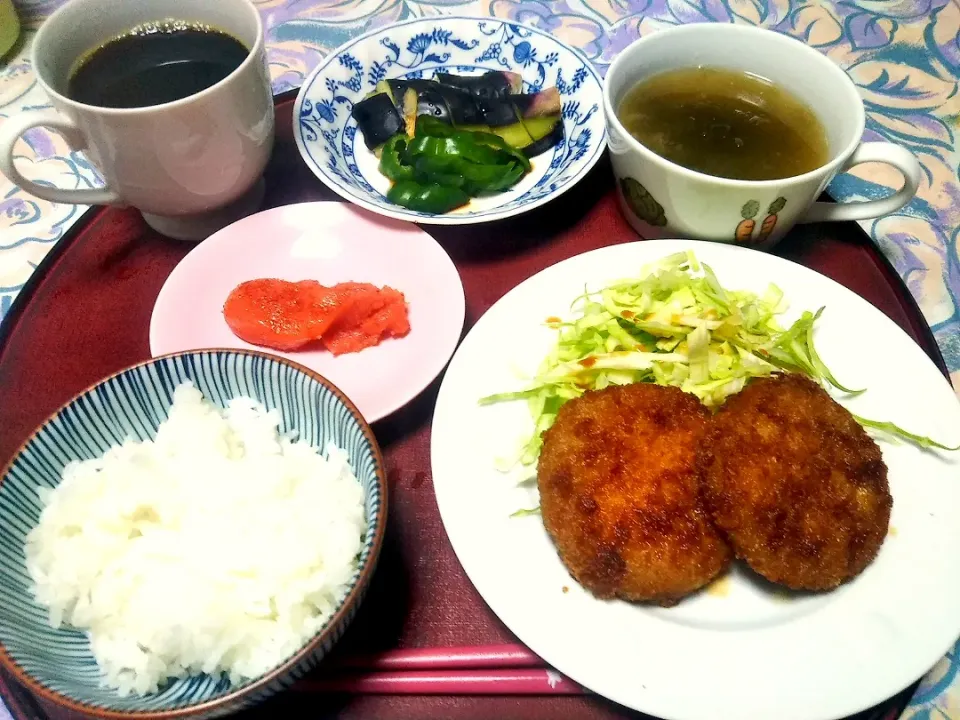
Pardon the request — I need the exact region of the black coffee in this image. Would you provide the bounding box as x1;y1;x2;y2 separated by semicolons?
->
67;21;249;109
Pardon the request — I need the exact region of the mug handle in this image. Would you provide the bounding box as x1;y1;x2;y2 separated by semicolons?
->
800;142;921;223
0;111;122;205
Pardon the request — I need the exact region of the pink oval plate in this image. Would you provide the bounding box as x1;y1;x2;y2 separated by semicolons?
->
150;202;465;422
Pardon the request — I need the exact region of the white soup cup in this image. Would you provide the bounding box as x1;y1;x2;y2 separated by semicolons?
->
603;24;922;247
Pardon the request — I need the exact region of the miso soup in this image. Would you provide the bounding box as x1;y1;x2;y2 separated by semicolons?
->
617;67;829;181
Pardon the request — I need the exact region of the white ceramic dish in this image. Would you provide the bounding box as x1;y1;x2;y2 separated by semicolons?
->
293;16;606;225
431;239;960;720
150;202;465;422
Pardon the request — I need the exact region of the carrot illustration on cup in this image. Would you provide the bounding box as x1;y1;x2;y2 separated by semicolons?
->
735;200;759;243
757;197;787;242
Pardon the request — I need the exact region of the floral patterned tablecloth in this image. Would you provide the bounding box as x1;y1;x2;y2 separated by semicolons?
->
1;0;959;718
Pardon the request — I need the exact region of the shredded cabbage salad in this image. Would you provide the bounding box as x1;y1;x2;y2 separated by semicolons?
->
481;250;957;469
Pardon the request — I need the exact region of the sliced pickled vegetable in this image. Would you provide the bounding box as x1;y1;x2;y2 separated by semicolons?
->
460;129;531;171
435;70;522;98
458;159;525;194
378;135;415;182
407;134;507;167
401;87;417;137
478;96;519;127
522;114;562;142
411;154;521;194
412;156;466;189
456;123;493;134
374;80;394;102
355;74;569;213
491;121;533;149
351;92;404;151
387;179;469;213
520;116;564;158
416;87;451;124
361;80;394;102
359;76;563;155
382;115;528;203
433;85;487;126
387;78;434;98
513;87;562;118
415;115;455;137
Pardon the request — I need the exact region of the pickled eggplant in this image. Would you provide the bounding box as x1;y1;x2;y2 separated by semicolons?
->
351;92;404;151
521;114;561;142
512;87;562;119
387;78;435;99
477;96;518;128
472;89;560;129
433;85;487;126
374;80;394;101
354;73;564;163
491;122;533;149
519;113;563;157
361;80;395;102
434;70;522;99
410;84;489;127
416;87;452;123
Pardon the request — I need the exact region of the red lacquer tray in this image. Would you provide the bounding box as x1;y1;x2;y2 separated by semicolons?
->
0;93;945;720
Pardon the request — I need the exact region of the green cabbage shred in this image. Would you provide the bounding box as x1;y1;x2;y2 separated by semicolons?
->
480;251;956;467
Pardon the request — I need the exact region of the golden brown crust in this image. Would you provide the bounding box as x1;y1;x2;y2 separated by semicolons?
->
698;373;892;591
538;383;732;605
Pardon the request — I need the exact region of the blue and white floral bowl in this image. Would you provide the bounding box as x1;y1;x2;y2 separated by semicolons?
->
0;350;387;718
293;16;606;225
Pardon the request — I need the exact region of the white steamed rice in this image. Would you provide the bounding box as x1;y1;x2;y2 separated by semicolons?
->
25;382;366;696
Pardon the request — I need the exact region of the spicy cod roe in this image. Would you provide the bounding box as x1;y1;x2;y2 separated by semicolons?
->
223;278;410;355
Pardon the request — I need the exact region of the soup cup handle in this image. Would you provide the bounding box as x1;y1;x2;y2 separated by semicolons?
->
0;111;122;206
800;143;921;224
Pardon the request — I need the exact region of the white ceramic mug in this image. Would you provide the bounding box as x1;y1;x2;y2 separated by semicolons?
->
0;0;274;241
603;24;922;247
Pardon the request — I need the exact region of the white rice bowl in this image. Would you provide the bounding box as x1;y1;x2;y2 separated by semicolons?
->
24;382;366;697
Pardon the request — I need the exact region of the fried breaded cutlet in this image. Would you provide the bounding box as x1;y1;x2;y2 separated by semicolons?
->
538;383;732;605
698;373;892;591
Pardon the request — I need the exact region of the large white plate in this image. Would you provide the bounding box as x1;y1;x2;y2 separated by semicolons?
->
430;239;960;720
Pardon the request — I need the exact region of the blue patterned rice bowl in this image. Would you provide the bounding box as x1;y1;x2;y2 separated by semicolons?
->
293;16;606;225
0;350;387;718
